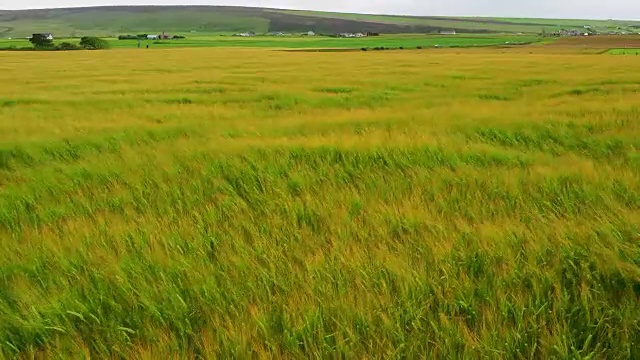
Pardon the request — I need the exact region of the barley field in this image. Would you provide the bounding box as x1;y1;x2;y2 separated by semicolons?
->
0;47;639;358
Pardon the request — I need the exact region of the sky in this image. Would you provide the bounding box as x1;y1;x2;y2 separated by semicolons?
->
0;0;638;20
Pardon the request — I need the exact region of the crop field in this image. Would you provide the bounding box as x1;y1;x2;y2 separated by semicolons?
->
0;47;639;358
0;34;539;50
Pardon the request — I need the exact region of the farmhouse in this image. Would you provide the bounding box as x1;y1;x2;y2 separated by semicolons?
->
337;32;368;38
549;29;590;37
147;34;158;40
439;30;457;35
234;31;256;37
30;33;53;40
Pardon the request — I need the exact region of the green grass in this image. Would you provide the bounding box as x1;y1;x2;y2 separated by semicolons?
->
273;9;640;33
2;6;640;38
0;34;540;50
609;48;640;55
0;47;639;358
271;10;540;33
118;35;538;49
0;7;271;38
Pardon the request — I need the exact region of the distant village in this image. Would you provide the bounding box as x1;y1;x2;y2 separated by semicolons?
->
545;25;640;37
21;24;640;44
117;32;185;40
232;31;381;38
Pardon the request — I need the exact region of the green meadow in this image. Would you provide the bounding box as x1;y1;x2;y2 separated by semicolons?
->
0;34;539;50
4;6;639;38
0;46;639;358
609;48;640;55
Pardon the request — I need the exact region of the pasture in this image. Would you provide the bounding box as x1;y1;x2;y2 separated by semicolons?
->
3;6;639;38
0;47;639;358
609;48;640;55
0;34;539;50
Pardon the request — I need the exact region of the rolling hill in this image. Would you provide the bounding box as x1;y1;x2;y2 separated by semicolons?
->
1;5;639;38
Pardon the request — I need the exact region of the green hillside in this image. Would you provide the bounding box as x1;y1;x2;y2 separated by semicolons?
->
1;6;639;38
272;10;637;34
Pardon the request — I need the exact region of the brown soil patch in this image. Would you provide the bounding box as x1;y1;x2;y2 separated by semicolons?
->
546;35;640;49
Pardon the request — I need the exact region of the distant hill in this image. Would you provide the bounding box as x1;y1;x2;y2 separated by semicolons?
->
1;6;639;38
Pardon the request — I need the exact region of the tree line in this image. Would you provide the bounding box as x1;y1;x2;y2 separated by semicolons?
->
29;35;110;50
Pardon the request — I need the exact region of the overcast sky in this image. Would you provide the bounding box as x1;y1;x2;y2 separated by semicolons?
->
0;0;638;20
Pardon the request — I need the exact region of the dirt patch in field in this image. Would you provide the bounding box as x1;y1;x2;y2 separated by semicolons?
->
545;35;640;49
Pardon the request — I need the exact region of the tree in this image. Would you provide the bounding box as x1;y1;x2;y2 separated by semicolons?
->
29;33;54;49
79;36;110;50
56;42;81;51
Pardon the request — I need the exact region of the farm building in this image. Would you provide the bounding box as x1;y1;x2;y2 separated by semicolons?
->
30;33;53;40
439;30;457;35
338;32;367;38
234;31;256;37
550;29;590;37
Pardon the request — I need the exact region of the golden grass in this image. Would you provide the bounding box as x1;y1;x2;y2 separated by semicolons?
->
0;47;639;358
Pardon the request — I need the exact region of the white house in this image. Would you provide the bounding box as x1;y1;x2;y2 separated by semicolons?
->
307;31;316;36
147;35;158;40
30;33;54;40
233;32;256;37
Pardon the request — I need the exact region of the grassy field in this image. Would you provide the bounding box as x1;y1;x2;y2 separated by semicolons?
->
0;7;271;37
271;10;640;34
3;6;640;38
0;34;540;50
609;48;640;55
270;10;543;33
111;34;539;49
0;47;639;358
